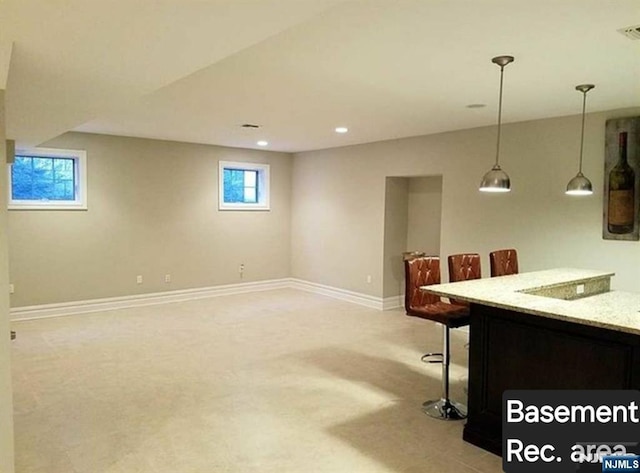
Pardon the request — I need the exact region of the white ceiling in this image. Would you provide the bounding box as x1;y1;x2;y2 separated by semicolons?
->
1;0;639;152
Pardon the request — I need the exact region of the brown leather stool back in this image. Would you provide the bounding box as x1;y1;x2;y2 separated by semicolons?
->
490;248;519;277
404;256;441;312
447;253;481;306
404;256;470;329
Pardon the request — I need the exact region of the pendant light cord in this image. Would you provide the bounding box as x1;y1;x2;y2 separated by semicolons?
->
578;90;587;173
495;65;505;167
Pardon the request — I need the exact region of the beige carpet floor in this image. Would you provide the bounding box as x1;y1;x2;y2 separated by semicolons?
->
10;288;502;473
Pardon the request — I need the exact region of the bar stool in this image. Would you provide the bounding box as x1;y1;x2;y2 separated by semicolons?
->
404;256;470;420
489;248;519;277
447;253;482;306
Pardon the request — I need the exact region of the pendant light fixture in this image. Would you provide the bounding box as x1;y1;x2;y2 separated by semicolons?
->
480;55;514;193
565;84;595;195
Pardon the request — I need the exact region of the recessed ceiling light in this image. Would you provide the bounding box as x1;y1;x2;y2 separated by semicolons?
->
335;127;348;133
466;104;486;109
257;140;268;146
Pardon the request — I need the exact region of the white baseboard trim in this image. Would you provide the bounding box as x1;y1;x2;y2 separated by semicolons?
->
10;278;405;321
289;279;382;309
289;279;398;311
10;279;291;321
382;295;403;311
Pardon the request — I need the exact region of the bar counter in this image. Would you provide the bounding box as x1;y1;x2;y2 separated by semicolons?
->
422;268;640;456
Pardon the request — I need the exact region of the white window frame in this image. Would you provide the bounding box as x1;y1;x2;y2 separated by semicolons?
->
8;147;88;210
218;160;270;211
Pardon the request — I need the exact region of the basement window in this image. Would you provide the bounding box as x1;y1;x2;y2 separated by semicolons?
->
218;161;270;211
8;148;87;210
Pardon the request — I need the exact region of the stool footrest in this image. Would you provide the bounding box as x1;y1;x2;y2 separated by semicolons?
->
420;352;443;363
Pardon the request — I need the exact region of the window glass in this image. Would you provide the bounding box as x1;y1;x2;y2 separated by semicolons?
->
12;156;76;201
218;161;269;211
8;148;87;210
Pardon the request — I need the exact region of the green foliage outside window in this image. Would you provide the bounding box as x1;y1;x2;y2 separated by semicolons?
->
223;168;258;203
12;156;76;201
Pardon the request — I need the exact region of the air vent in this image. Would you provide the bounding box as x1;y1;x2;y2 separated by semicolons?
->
618;24;640;40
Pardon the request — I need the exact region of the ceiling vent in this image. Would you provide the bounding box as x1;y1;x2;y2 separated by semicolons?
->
618;24;640;40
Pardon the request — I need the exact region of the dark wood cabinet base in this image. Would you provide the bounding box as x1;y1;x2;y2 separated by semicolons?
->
463;303;640;456
463;426;501;456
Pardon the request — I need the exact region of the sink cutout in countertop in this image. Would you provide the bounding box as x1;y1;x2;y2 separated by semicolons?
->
518;277;611;301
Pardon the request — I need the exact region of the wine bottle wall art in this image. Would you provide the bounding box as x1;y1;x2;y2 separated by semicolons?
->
603;117;640;241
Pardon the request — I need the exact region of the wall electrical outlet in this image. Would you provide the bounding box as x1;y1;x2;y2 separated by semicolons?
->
576;284;585;295
9;284;14;294
366;275;372;284
136;275;143;284
164;274;171;283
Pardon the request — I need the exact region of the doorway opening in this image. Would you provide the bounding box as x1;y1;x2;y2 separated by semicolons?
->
382;175;443;301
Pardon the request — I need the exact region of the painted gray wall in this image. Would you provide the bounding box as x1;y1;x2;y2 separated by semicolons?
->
382;177;409;298
292;108;640;296
8;108;640;307
406;176;442;256
8;133;292;307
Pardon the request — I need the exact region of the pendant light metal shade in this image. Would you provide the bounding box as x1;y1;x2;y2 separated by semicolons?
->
480;164;511;192
480;55;514;193
566;84;595;196
566;172;593;195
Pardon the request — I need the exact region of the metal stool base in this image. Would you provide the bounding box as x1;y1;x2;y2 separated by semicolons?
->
422;398;467;420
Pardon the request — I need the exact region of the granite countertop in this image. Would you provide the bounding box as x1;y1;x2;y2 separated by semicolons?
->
423;268;640;335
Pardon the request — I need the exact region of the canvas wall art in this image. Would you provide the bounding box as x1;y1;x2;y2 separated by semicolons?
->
603;117;640;241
